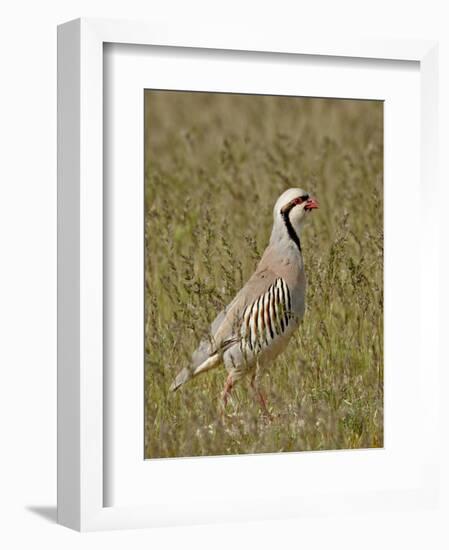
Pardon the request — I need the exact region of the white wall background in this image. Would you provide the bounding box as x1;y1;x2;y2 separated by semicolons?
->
0;1;448;548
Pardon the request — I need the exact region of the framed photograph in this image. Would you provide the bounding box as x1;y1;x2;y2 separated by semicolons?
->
57;18;439;530
143;90;383;459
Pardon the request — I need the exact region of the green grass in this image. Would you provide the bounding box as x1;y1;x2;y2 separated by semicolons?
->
144;91;383;458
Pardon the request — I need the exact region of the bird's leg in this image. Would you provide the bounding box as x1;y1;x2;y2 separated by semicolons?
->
221;372;234;411
250;371;273;420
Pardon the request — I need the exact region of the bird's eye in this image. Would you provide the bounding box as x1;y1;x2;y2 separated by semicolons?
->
293;195;309;206
281;194;310;214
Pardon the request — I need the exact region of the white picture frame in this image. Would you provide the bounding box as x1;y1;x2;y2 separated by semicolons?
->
57;17;439;531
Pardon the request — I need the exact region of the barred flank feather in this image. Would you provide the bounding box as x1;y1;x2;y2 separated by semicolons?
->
240;278;292;353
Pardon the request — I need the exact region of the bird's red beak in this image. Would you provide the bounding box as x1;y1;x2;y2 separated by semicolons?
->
304;197;319;211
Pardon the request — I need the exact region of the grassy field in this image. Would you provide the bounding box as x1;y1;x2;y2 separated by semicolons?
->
144;91;383;459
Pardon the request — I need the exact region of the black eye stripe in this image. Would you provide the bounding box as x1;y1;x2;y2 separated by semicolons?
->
295;194;309;205
280;194;309;214
293;194;309;207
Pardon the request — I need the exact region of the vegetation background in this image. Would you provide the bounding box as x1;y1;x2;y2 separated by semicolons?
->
144;91;383;459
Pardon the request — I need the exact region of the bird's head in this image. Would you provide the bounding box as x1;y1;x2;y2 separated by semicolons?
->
270;188;318;250
277;187;318;224
276;187;318;228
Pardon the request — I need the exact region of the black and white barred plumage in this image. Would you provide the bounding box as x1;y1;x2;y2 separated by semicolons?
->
240;278;293;354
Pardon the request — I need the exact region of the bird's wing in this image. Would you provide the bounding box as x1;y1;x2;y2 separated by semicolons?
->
191;266;280;368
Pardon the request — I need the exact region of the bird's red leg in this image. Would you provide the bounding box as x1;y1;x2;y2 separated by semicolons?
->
221;373;234;409
250;374;273;420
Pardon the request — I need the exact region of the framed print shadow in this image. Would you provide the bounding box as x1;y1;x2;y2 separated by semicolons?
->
57;18;439;531
144;91;384;459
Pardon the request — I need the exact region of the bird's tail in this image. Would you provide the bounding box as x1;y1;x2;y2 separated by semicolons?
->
169;366;193;392
169;353;220;392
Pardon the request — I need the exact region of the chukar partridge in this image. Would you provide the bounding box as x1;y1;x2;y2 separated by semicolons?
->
170;188;318;415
